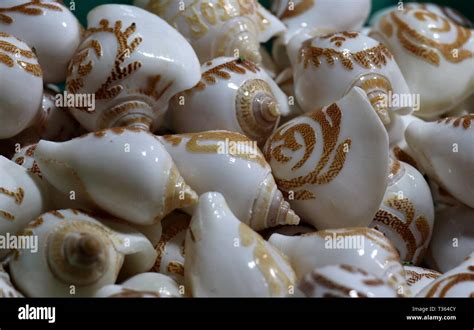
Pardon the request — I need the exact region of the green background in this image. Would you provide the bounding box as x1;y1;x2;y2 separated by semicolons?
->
65;0;474;27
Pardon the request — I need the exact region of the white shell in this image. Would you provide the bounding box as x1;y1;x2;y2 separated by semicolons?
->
404;265;441;297
275;68;305;122
169;57;290;146
263;87;389;229
370;158;434;265
299;264;398;298
0;265;23;297
95;272;181;298
271;0;371;45
269;227;410;296
66;4;201;132
390;114;423;170
405;114;474;208
288;32;413;125
185;192;296;297
418;252;474;297
35;128;198;225
159;130;299;231
0;32;43;139
0;0;82;83
369;7;474;119
140;0;283;64
152;212;190;285
425;204;474;273
0;156;49;258
8;209;156;297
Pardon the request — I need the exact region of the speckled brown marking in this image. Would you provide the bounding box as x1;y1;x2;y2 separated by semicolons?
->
304;271;368;297
380;16;393;37
393;146;418;168
372;197;430;263
299;39;393;70
322;32;359;47
49;210;65;219
339;264;369;276
266;103;351;200
438;114;474;129
25;145;36;157
28;217;44;228
0;38;42;76
0;210;14;221
391;9;473;66
14;156;24;166
162;135;183;146
0;187;24;204
167;261;185;276
406;269;440;285
153;216;189;274
0;0;62;25
363;279;384;286
426;270;474;297
191;59;260;92
135;74;174;102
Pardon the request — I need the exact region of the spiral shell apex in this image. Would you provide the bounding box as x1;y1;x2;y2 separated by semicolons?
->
9;209;156;297
170;57;289;146
159;130;300;231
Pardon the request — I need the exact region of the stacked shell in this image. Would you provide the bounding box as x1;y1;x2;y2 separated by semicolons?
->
169;57;289;146
159;130;300;231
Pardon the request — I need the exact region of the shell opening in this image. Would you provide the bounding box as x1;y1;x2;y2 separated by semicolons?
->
350;73;393;125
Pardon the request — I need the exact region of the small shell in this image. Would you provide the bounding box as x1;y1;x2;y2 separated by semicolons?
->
418;252;474;297
424;204;474;273
95;272;182;298
288;31;413;125
169;57;289;146
66;4;201;132
35;128;198;225
369;7;474;119
0;156;49;259
0;265;23;297
370;158;434;265
159;130;300;231
8;209;156;297
299;264;398;298
404;265;441;297
0;32;43;139
271;0;370;43
269;227;410;296
263;87;388;229
152;212;190;285
142;0;267;63
405;115;474;208
185;192;296;297
0;0;82;83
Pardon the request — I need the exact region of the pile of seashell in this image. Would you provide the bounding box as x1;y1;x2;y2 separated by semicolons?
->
0;0;473;298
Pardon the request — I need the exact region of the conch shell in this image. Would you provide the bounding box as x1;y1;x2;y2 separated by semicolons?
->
0;0;82;83
404;265;441;297
185;192;296;297
424;204;474;273
418;252;474;297
369;7;474;119
405;114;474;208
169;57;290;146
287;31;413;125
269;227;410;296
35;128;198;225
0;265;23;297
8;209;157;297
0;32;43;139
95;272;182;298
159;130;300;231
263;87;389;229
66;4;201;132
299;264;398;298
370;158;434;265
139;0;285;64
0;156;49;259
271;0;371;44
